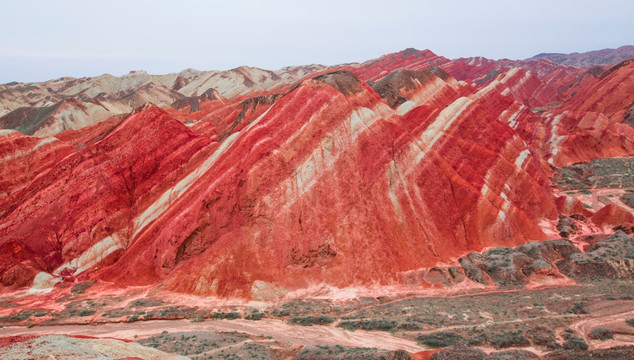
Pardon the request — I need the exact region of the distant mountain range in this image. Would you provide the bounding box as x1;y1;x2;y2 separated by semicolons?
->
527;45;634;66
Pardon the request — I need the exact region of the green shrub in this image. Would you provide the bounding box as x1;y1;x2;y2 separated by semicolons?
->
417;331;463;348
245;311;264;320
466;332;488;346
289;315;334;326
563;337;588;350
398;322;421;330
315;315;334;325
527;326;557;349
589;327;613;340
211;311;241;320
490;331;530;349
338;319;397;331
626;318;634;326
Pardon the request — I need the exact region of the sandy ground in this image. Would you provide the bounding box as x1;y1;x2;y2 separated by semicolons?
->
0;318;425;353
570;300;634;349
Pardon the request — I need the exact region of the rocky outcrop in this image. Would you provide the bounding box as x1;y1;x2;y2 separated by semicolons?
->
557;232;634;279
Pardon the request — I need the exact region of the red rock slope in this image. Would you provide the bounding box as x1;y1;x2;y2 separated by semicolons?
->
0;67;558;299
1;48;633;300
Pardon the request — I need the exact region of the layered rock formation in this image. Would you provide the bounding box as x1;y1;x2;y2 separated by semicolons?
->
0;66;325;137
1;47;633;300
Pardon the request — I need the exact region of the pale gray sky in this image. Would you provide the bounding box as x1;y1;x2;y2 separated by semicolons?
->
1;0;632;83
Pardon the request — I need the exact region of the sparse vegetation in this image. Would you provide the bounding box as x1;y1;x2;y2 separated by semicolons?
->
589;327;614;340
554;158;634;190
78;309;96;317
70;281;96;294
526;326;558;349
139;331;278;359
0;309;34;323
295;345;406;359
2;274;632;358
563;337;588;351
568;302;588;314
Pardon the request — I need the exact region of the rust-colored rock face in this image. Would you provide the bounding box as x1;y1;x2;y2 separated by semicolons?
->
1;48;633;299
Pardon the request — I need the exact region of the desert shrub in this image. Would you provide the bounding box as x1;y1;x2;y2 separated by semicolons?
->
398;322;421;330
245;311;265;320
100;308;127;318
626;318;634;326
289;315;334;326
147;306;198;319
315;315;334;324
466;332;488;346
338;319;396;331
417;331;463;348
129;298;166;308
224;312;241;319
563;337;588;350
490;331;530;349
568;303;588;314
290;316;315;326
210;311;241;320
78;309;96;317
589;327;613;340
527;326;558;348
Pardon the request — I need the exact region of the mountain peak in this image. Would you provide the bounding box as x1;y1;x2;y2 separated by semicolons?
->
312;70;364;95
399;47;433;58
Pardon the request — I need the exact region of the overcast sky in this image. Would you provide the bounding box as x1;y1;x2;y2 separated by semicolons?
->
1;0;632;84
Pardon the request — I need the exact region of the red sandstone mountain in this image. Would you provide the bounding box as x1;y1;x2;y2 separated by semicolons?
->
0;66;325;137
1;48;633;300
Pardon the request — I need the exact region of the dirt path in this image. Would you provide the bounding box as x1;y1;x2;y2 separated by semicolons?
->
569;301;634;348
0;318;424;353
